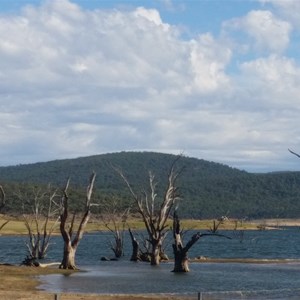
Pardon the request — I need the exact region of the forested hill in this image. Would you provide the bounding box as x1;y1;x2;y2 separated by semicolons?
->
1;151;300;219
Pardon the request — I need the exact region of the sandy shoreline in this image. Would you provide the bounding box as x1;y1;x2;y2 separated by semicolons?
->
250;218;300;227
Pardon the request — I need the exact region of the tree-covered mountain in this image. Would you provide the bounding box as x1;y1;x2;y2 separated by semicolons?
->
1;151;300;219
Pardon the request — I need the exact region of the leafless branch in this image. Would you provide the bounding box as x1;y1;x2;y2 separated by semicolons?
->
0;185;6;212
288;149;300;159
114;156;182;265
0;220;9;231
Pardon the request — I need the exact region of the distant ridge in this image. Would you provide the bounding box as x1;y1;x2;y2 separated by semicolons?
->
1;151;300;219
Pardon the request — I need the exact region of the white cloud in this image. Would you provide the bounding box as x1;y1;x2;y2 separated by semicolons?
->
223;10;292;53
0;0;300;172
238;55;300;109
260;0;300;28
134;6;168;29
189;33;232;93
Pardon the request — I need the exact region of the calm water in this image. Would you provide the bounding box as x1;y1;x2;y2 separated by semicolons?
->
39;261;300;299
2;228;300;299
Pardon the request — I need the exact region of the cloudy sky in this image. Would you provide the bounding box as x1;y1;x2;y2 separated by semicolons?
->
1;0;300;172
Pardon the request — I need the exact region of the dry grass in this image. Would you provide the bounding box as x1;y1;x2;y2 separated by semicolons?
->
0;215;266;236
0;265;73;292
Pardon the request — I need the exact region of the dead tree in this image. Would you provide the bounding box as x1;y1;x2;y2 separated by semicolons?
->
172;211;231;272
128;227;141;261
128;228;156;262
208;219;223;234
232;220;245;243
0;185;5;211
115;157;181;265
0;185;9;231
288;149;300;158
59;172;96;270
17;184;60;260
99;198;130;258
172;211;201;272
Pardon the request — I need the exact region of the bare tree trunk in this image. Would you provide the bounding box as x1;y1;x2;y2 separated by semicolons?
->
172;211;200;272
0;185;6;212
128;228;156;262
112;235;123;258
60;242;77;270
172;233;200;272
172;211;231;272
151;240;162;266
0;186;9;232
129;228;140;261
173;249;189;272
59;172;96;270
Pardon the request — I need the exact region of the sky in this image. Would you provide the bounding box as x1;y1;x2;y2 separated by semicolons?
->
1;0;300;172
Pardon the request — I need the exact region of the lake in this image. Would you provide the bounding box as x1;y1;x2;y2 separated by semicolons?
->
1;228;300;299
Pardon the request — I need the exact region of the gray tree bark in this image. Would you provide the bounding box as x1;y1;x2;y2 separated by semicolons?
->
59;172;96;270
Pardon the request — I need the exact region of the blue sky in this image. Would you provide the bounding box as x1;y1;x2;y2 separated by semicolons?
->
0;0;300;172
1;1;262;35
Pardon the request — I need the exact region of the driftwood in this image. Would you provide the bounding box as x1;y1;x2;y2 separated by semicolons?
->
21;256;60;267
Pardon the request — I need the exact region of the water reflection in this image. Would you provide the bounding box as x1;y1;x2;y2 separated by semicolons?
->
39;260;300;298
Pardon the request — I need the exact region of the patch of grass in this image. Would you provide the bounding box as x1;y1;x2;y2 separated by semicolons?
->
0;265;72;292
0;219;27;235
0;265;192;299
0;215;271;236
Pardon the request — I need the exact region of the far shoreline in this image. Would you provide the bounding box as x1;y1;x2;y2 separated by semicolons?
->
1;216;300;235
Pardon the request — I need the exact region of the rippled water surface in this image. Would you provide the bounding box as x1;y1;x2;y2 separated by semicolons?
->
2;228;300;264
2;228;300;299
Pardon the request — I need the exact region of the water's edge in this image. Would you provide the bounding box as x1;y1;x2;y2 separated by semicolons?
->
2;229;300;299
38;261;300;299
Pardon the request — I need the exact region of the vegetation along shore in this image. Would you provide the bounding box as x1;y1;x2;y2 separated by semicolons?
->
1;215;299;236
